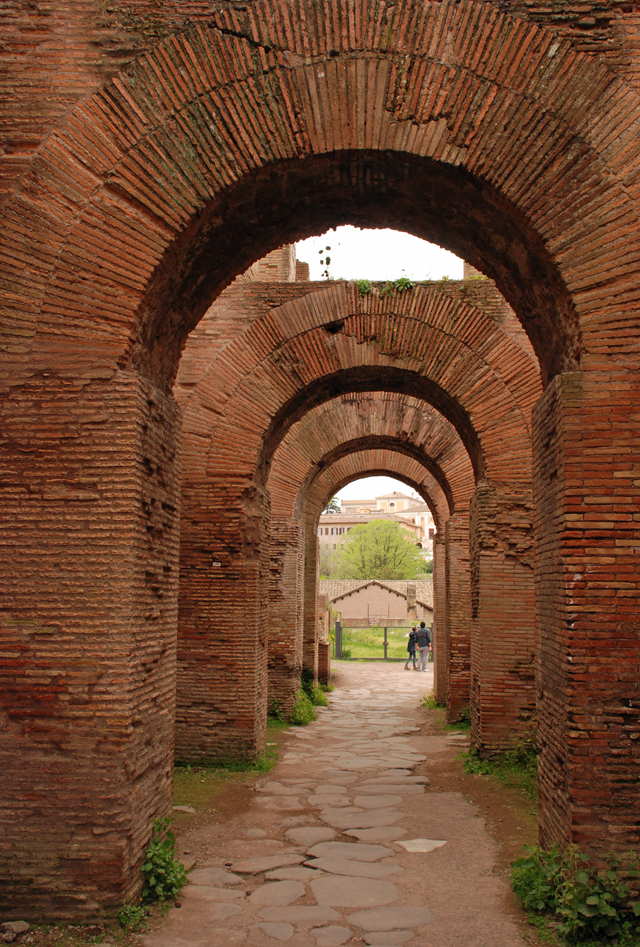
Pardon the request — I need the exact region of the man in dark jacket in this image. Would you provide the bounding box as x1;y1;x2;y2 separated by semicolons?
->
415;621;432;672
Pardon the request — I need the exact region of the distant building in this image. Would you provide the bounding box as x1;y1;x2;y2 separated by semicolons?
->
324;579;434;627
317;511;421;552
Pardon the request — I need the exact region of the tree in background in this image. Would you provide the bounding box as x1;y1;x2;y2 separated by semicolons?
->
319;544;338;579
333;519;426;580
322;496;341;514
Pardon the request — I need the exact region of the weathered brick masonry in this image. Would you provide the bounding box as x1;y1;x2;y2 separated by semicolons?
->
1;0;640;916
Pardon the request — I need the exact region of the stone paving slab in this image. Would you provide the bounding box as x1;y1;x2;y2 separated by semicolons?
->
345;828;408;842
306;841;395;861
231;854;306;873
321;807;400;829
363;931;413;944
247;880;305;905
347;906;435;930
249;922;295;941
141;662;529;947
304;856;402;878
259;906;342;924
309;925;353;946
284;827;336;846
311;874;398;907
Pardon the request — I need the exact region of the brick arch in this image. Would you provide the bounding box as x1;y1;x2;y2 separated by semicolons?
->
267;391;476;526
263;443;451;716
3;0;640;916
181;282;540;491
4;0;640;393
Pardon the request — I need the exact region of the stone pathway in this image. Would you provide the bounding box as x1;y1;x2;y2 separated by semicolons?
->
142;662;528;947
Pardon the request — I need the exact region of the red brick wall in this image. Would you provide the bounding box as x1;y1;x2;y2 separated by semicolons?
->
534;371;640;855
433;538;447;704
267;517;304;716
2;0;640;915
0;372;180;916
470;483;536;751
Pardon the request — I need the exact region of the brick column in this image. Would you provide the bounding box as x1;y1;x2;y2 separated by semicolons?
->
432;535;447;704
534;371;640;856
267;517;304;717
0;370;181;915
469;483;536;752
445;514;471;722
175;478;269;763
302;529;320;680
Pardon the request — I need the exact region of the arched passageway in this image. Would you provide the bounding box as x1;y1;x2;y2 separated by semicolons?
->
1;0;639;915
177;281;540;759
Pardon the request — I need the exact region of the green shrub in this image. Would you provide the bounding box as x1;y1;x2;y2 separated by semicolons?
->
381;276;414;295
357;279;373;296
289;689;316;725
269;697;284;721
141;818;188;903
512;846;563;913
511;845;640;943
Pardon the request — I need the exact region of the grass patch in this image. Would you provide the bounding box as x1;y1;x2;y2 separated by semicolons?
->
461;741;538;801
175;736;281;780
341;626;411;660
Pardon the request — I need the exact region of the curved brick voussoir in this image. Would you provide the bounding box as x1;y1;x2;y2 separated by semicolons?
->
4;0;640;395
182;281;542;491
269;392;470;527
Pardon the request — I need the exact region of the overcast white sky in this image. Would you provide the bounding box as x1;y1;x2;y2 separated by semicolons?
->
296;226;463;282
335;476;420;501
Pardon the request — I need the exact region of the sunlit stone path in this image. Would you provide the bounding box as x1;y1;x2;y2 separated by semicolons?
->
142;663;527;947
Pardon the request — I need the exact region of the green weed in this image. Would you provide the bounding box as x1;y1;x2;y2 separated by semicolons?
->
270;697;285;721
512;846;640;944
380;276;414;295
301;669;330;706
357;279;373;296
439;704;471;731
141;819;187;904
421;692;446;709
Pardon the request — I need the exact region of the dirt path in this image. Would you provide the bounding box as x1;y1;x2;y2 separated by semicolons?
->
142;662;535;947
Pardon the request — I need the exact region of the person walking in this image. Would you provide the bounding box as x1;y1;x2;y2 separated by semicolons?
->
404;627;418;670
415;621;432;672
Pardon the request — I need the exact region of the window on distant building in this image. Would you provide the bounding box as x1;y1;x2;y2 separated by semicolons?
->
429;528;435;539
389;502;395;508
325;528;329;535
